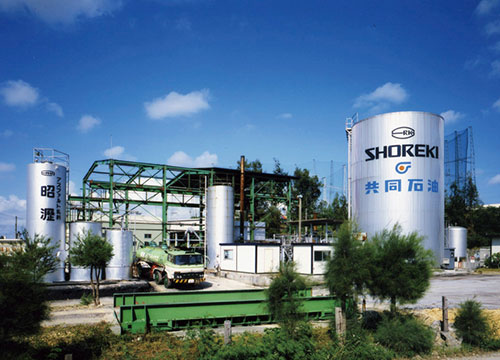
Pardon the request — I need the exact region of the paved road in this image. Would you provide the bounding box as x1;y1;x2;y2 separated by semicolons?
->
44;273;500;329
408;274;500;309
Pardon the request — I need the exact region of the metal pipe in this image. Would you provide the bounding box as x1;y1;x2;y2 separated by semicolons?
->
239;156;245;241
298;195;303;242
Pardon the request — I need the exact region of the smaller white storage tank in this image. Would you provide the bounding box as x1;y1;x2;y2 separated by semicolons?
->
447;226;467;259
105;229;133;280
69;222;102;281
206;185;234;269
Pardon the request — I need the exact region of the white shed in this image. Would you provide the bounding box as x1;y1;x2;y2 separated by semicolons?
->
492;238;500;255
219;243;280;273
292;243;332;275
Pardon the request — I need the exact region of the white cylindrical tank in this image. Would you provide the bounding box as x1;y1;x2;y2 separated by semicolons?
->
26;162;67;282
446;226;467;259
69;222;102;281
105;229;133;280
351;111;444;262
206;185;234;269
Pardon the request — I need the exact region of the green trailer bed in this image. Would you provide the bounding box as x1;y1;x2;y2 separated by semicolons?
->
117;295;338;334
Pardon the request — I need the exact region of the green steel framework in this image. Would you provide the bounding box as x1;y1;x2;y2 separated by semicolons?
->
67;159;296;242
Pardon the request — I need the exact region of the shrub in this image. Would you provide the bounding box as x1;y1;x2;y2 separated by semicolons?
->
361;310;383;330
335;319;394;360
266;262;307;337
80;292;93;305
454;299;490;347
374;315;434;357
485;253;500;269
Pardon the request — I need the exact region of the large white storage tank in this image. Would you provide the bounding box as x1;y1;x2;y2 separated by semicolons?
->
69;222;102;281
26;162;67;282
206;185;234;269
105;229;133;280
351;111;444;262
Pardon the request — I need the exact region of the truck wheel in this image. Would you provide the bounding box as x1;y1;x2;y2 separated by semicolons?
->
164;276;171;288
154;270;163;284
135;264;143;278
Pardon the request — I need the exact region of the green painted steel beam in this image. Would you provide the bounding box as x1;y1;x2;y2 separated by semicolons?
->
68;195;200;208
113;289;272;307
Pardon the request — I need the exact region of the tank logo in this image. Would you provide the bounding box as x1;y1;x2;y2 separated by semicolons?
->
395;162;412;174
365;144;438;161
41;170;55;176
391;126;415;139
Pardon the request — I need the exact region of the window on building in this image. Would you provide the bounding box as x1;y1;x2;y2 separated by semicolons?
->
314;250;331;262
224;249;234;260
144;234;152;239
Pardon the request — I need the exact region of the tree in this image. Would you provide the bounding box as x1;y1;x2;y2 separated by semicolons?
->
291;167;322;219
316;194;348;221
70;231;113;305
446;177;485;247
365;226;435;313
266;262;307;337
263;205;285;236
236;158;263;173
325;221;369;313
10;230;59;282
0;232;57;344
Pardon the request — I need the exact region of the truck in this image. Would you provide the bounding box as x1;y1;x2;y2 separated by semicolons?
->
134;245;205;288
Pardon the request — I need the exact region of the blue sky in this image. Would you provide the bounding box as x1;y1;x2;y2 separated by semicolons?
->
1;0;500;236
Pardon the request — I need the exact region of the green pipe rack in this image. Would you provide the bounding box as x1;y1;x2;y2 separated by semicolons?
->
113;289;338;334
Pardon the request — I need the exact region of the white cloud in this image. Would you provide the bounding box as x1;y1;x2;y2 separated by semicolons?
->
492;97;500;111
0;79;64;116
485;21;500;35
175;17;192;31
464;56;482;70
102;145;136;160
0;80;39;107
440;110;465;124
354;82;408;112
0;129;13;138
194;151;218;167
476;0;500;15
167;151;218;168
491;60;500;77
46;102;63;117
68;180;78;196
144;89;210;119
77;114;101;133
0;194;26;237
490;41;500;53
488;174;500;184
0;162;15;172
0;0;122;25
277;113;293;119
103;145;125;158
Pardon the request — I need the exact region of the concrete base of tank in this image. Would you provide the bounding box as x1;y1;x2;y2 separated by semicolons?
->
45;279;150;300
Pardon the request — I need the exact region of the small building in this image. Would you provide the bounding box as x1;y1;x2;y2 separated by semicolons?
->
492;238;500;255
292;243;332;275
219;243;280;273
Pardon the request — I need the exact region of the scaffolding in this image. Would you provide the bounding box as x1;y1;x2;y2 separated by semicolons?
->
444;126;476;193
67;159;295;245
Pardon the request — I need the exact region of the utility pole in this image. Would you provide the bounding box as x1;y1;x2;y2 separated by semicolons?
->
298;195;303;242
